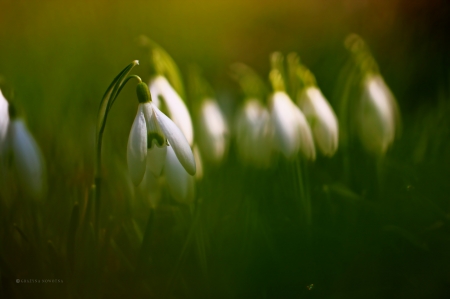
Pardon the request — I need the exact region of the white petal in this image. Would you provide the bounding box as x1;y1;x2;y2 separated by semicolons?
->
270;92;300;158
299;87;339;157
164;145;195;204
149;76;194;145
270;92;315;160
127;105;147;185
0;89;9;152
357;75;398;155
197;99;229;164
152;103;196;175
11;120;45;198
146;140;167;177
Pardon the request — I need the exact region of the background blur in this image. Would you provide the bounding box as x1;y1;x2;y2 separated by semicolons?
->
1;0;450;298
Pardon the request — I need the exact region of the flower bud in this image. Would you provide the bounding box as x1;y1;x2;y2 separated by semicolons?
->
298;87;339;157
270;91;315;160
197;99;229;164
356;75;400;155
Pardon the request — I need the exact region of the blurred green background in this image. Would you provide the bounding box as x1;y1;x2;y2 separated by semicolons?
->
1;0;450;298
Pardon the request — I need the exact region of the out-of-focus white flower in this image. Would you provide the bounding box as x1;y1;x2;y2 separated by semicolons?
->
127;84;196;186
9;119;45;198
149;76;194;146
356;74;399;155
164;145;195;204
197;99;229;164
298;87;339;157
0;93;45;199
235;99;273;168
0;89;9;151
270;91;316;160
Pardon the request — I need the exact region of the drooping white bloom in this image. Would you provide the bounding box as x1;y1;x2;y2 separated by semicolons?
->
356;74;399;155
269;91;316;160
197;99;229;164
298;87;339;157
127;101;196;186
9;119;45;198
149;76;194;145
0;90;9;152
164;145;195;204
235;99;273;168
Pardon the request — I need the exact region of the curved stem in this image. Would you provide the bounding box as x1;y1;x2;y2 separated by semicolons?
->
94;61;141;236
110;75;142;107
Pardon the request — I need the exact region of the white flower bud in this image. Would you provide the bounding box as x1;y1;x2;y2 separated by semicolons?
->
270;91;315;160
357;75;399;155
197;99;229;164
298;87;339;157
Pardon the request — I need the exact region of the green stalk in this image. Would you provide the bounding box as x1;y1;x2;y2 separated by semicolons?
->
94;61;140;236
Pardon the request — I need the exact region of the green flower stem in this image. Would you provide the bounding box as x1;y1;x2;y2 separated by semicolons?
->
94;61;141;237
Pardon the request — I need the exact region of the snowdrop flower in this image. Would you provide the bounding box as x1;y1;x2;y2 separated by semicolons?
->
197;99;229;164
298;87;339;157
0;89;9;152
6;104;45;198
149;76;194;146
270;91;316;160
356;74;400;155
127;82;196;186
235;99;273;168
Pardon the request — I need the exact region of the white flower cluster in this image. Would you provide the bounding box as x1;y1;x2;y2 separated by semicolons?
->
121;37;401;205
233;55;339;168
